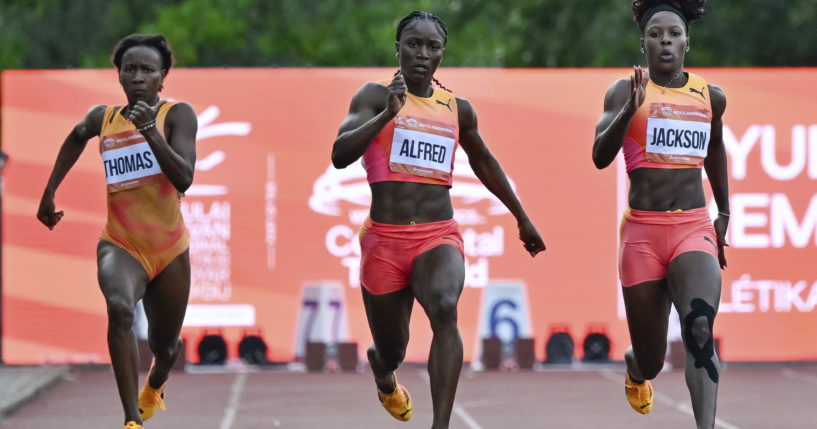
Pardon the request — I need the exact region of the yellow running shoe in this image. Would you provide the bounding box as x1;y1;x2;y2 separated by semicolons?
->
377;374;413;421
138;362;167;421
123;421;143;428
625;372;653;414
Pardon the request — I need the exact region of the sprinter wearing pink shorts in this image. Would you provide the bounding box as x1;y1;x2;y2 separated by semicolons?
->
331;11;545;429
592;1;729;428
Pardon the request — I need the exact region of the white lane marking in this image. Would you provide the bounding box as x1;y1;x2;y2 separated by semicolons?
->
782;368;817;386
219;372;248;429
598;369;741;429
420;370;483;429
453;405;484;429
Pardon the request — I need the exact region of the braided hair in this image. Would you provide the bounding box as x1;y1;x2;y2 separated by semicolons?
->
633;0;705;32
395;11;453;93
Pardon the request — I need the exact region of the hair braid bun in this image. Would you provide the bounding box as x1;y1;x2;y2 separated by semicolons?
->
632;0;705;25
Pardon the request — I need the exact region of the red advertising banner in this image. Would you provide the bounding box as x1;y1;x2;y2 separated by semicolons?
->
2;68;816;364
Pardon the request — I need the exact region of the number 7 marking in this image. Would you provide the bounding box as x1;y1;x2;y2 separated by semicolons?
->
302;299;319;342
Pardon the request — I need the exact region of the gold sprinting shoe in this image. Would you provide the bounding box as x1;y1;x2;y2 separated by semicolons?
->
123;421;143;428
138;361;167;421
625;372;653;414
377;374;413;421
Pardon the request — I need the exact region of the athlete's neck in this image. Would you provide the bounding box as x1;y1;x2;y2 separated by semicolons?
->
405;80;434;98
126;96;162;110
650;68;687;88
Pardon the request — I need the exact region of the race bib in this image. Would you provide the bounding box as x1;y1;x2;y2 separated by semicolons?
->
389;116;456;181
646;103;712;165
100;130;163;193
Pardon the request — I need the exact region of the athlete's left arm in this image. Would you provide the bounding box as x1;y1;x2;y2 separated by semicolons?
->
139;101;198;193
704;84;729;269
457;97;545;256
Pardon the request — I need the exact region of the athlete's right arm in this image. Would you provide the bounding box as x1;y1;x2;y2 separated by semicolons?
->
592;66;647;169
331;74;406;169
37;105;106;230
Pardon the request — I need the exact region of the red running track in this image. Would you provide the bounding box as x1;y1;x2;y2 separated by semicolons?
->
2;363;815;428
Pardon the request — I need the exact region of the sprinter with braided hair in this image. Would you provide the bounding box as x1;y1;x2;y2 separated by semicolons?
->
593;1;728;428
332;11;545;428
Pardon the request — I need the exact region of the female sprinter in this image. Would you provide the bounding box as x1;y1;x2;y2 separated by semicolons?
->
592;1;728;428
331;11;545;429
37;34;197;429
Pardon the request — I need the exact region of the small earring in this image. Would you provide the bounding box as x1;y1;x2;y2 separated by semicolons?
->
640;47;645;54
686;46;690;52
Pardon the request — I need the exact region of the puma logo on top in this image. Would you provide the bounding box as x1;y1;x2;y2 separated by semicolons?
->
436;98;452;111
689;86;706;99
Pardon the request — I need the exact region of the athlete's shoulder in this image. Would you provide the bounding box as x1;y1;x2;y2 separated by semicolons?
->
706;83;725;99
707;83;726;116
608;77;632;94
362;81;390;93
454;95;472;111
602;78;632;110
165;101;195;114
351;82;389;110
455;96;474;115
164;101;196;123
82;105;108;136
87;104;108;119
454;96;477;130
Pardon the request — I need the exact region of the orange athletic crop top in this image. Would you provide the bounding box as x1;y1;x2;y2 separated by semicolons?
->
623;72;712;173
363;80;459;187
98;103;188;268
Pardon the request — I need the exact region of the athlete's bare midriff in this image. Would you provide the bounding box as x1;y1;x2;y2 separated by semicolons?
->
627;167;706;212
369;181;453;225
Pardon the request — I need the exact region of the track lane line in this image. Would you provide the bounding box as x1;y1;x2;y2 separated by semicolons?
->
419;370;483;429
782;368;817;386
219;372;247;429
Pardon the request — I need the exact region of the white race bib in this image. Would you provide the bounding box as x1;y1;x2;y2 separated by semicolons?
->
101;130;163;193
646;103;711;165
389;116;456;181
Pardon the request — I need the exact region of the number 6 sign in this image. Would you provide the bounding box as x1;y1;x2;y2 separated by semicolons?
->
472;282;533;369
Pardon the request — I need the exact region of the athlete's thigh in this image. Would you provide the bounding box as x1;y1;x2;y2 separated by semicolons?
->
142;250;191;342
622;279;672;355
667;251;721;327
410;244;465;315
362;287;414;351
97;240;148;305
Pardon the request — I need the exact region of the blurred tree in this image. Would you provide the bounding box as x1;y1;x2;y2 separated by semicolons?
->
0;0;815;70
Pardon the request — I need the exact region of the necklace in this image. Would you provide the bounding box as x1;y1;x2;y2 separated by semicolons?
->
654;70;686;88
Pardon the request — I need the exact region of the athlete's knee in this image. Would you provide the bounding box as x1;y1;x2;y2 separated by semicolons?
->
149;337;181;363
636;355;665;380
377;347;406;372
425;295;459;328
682;298;716;349
684;315;714;349
682;298;720;382
106;298;135;331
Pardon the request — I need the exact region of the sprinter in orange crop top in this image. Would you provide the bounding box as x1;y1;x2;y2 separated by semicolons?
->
592;2;729;428
332;11;545;428
37;34;197;429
